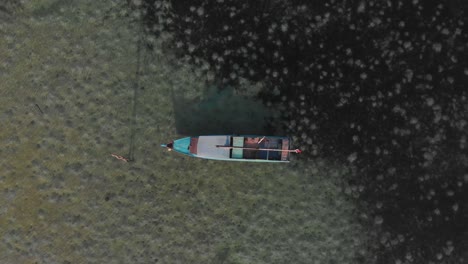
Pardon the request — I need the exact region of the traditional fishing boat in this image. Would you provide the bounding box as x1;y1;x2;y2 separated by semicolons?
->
161;135;301;162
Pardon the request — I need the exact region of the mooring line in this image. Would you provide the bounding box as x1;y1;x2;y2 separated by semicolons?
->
127;24;144;162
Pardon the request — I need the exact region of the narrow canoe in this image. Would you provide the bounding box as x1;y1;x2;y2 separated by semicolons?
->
161;135;301;162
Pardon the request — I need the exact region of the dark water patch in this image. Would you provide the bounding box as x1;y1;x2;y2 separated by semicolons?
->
65;119;73;128
0;1;22;21
104;193;112;201
139;0;468;263
62;212;84;226
64;162;84;174
28;0;72;17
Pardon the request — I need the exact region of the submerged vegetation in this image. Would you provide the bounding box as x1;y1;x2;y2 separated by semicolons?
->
1;0;365;263
139;0;468;263
2;0;467;262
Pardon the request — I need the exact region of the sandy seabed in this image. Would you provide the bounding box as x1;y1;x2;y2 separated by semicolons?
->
0;1;368;263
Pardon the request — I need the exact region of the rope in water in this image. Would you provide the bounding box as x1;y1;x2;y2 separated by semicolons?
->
127;27;143;162
114;16;146;163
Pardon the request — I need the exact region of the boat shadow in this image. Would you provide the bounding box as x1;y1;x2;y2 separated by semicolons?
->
172;86;277;136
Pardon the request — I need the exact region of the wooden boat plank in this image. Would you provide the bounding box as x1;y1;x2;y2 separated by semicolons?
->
189;137;198;154
281;138;289;161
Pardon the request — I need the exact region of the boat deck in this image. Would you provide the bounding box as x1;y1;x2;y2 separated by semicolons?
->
230;136;285;161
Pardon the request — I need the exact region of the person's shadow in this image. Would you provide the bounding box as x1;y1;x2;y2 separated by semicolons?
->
172;86;277;136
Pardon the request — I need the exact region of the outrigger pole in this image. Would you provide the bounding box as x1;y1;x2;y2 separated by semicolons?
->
216;145;302;153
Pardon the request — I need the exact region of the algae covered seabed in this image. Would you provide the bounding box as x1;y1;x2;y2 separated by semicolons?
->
0;1;367;263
